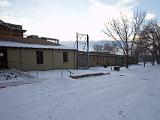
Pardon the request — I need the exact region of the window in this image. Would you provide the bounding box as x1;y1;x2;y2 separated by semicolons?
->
63;52;68;62
0;53;4;56
36;51;43;64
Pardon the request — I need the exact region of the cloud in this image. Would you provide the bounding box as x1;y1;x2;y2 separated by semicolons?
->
83;0;138;40
88;0;120;19
0;0;11;20
116;0;138;9
145;13;156;20
1;0;139;41
0;0;10;7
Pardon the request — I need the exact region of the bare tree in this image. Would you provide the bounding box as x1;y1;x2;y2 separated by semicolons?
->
140;19;160;65
136;29;150;67
103;41;117;54
149;20;160;64
93;44;103;52
93;41;117;54
104;10;146;68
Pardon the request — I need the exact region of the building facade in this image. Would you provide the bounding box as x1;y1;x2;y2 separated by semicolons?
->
6;48;76;71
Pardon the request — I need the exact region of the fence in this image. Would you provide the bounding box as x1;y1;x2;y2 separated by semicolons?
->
78;52;138;68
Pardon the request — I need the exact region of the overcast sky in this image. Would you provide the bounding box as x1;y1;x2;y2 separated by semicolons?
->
0;0;160;41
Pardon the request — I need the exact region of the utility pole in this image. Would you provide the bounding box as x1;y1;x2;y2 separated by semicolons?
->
76;33;89;69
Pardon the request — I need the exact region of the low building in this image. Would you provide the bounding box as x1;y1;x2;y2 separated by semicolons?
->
0;20;77;71
0;36;77;71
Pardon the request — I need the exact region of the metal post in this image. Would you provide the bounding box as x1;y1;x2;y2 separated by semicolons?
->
76;32;79;69
76;32;79;51
61;70;63;77
37;71;38;77
87;34;89;69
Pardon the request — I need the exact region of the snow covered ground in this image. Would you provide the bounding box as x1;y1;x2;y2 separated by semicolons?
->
0;63;160;120
0;69;43;88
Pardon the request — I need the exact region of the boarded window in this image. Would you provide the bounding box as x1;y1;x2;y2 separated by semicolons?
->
63;52;68;62
36;51;43;64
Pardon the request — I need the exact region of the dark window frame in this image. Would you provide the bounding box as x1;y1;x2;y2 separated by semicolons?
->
63;51;68;63
36;51;43;64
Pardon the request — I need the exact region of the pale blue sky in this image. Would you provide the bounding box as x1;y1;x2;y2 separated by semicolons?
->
0;0;160;41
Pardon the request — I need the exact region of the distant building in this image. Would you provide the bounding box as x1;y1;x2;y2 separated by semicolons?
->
0;20;77;71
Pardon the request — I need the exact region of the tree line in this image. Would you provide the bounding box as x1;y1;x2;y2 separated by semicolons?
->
93;41;118;54
136;19;160;66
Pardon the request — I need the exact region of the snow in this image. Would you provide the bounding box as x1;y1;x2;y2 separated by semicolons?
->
0;40;76;50
0;69;44;88
0;63;160;120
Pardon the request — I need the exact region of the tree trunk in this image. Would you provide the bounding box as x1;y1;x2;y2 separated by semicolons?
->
143;51;146;67
126;54;129;68
151;52;155;66
155;50;160;64
157;49;160;64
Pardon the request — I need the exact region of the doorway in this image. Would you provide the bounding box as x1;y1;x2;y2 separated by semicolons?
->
0;48;8;69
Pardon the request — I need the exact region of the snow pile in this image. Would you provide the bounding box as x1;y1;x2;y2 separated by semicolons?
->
0;69;43;88
0;70;18;81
